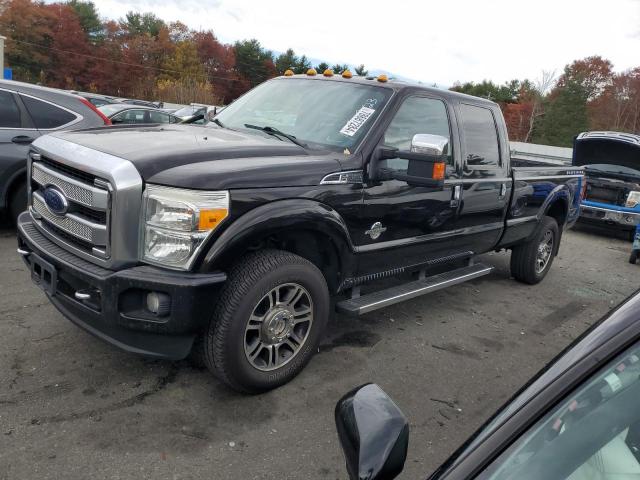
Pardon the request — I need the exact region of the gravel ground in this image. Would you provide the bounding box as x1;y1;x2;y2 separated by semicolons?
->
0;225;637;480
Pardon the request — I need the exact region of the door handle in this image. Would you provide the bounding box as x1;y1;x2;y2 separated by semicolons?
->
499;183;507;197
450;185;461;208
11;135;35;145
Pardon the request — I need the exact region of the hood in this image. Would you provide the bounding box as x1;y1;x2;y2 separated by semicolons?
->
49;124;343;188
573;132;640;175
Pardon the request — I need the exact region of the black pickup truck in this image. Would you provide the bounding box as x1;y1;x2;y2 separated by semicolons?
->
16;72;585;393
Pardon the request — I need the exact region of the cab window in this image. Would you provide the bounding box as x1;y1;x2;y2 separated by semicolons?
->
20;95;77;129
478;340;640;480
381;96;453;174
459;104;501;168
0;90;21;128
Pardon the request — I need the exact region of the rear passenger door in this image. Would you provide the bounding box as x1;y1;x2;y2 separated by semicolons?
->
455;103;511;254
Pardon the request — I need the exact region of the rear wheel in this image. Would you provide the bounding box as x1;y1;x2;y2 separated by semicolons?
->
630;251;638;265
203;249;329;393
510;216;559;284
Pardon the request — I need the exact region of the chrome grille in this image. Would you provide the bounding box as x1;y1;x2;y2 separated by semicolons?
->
32;162;108;208
29;135;143;269
30;158;110;258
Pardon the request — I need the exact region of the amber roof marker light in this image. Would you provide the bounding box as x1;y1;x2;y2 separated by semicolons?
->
284;69;294;76
377;74;388;83
341;70;353;79
323;69;334;77
306;68;317;76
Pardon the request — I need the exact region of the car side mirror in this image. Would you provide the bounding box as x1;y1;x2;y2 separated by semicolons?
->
410;133;449;156
373;134;448;189
335;384;409;480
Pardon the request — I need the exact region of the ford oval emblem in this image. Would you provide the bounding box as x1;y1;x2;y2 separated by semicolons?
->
43;186;69;215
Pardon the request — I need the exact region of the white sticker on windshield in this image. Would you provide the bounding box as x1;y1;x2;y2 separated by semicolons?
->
604;372;622;392
339;106;375;137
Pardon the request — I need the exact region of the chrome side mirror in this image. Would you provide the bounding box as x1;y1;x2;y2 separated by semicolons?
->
411;134;449;157
335;384;409;480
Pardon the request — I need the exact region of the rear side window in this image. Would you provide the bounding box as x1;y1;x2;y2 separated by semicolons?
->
21;95;77;129
0;90;22;128
148;111;172;123
459;104;501;168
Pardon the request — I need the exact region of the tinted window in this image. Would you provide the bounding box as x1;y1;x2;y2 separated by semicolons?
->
148;111;171;123
21;95;77;129
0;90;22;128
112;110;148;124
381;96;453;173
459;104;500;167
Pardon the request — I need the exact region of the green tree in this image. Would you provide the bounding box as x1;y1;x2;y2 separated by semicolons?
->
122;11;165;37
68;0;102;39
275;48;298;73
234;38;275;86
315;62;329;73
533;81;588;147
331;64;350;74
294;54;311;74
354;64;368;76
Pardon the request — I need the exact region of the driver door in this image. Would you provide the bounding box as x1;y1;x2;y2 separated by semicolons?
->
357;95;463;276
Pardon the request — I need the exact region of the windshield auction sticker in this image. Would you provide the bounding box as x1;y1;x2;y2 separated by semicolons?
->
339;106;375;137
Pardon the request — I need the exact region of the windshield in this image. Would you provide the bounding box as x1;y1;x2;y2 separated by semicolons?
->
174;106;205;117
585;163;640;177
98;104;126;116
214;78;392;151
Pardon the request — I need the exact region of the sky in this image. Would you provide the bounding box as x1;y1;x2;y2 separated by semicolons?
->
84;0;640;86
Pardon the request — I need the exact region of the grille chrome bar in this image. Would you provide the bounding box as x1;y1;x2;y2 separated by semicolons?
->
32;191;107;245
32;161;108;210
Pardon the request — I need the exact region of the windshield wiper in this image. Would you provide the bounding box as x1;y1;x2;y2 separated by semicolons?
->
212;118;225;128
244;124;306;148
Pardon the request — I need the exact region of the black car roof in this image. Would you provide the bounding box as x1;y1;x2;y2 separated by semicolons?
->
271;74;497;106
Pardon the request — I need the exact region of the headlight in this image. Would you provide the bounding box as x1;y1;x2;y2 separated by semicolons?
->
142;185;229;269
626;191;640;208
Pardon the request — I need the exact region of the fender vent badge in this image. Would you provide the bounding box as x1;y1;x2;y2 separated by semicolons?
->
365;222;387;240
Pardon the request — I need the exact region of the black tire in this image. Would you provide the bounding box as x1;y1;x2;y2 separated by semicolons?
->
630;250;639;265
9;181;27;224
203;249;329;393
510;216;559;285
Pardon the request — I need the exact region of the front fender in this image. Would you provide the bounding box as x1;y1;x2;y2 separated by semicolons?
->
200;199;357;272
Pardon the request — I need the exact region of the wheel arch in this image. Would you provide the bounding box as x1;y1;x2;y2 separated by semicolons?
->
540;185;571;228
200;199;357;293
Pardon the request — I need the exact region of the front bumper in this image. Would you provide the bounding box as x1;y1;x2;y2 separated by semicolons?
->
17;212;226;360
579;203;640;230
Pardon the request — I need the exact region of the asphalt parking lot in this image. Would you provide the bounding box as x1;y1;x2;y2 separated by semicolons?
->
0;225;637;480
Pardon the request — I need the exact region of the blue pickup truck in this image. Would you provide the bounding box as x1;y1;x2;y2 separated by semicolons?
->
574;132;640;253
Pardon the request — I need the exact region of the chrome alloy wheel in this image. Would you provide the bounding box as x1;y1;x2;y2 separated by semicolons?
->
535;230;554;274
244;283;314;372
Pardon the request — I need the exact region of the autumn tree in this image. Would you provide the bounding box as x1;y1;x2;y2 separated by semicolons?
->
0;0;56;82
45;2;93;89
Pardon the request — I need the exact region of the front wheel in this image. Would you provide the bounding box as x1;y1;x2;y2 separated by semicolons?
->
510;216;559;284
203;249;329;393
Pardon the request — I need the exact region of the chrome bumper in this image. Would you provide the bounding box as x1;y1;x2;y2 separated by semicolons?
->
580;204;640;227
